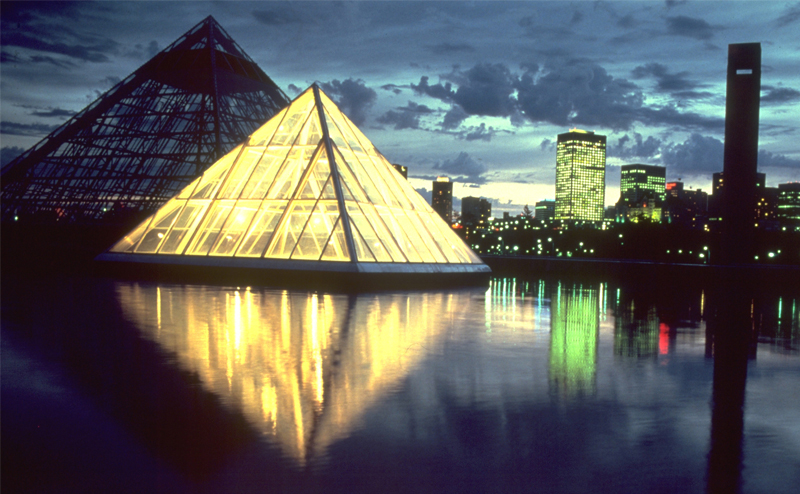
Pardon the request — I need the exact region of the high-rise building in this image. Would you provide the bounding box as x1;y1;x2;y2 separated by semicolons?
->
618;164;666;222
777;182;800;223
535;200;555;221
620;164;666;203
432;176;453;223
664;181;708;229
462;196;491;225
721;42;761;264
555;129;606;222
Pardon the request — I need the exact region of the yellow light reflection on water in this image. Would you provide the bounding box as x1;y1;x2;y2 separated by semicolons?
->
114;283;463;464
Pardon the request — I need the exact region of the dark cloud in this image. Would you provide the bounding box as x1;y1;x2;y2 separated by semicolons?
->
425;43;475;55
123;40;160;60
376;101;434;130
1;49;75;68
1;146;26;168
776;4;800;28
411;76;455;103
251;9;305;26
287;84;302;95
609;133;663;159
617;14;637;29
665;16;716;40
570;11;583;24
464;123;495;142
434;152;488;184
637;106;723;130
665;0;688;9
442;106;469;130
761;86;800;105
540;138;555;152
0;22;119;63
320;79;377;126
516;62;644;130
0;51;21;63
758;149;800;169
452;63;518;118
0;121;59;137
631;63;706;94
30;108;77;118
660;133;723;176
380;84;404;95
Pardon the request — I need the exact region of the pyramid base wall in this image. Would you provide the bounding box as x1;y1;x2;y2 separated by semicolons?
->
95;253;491;291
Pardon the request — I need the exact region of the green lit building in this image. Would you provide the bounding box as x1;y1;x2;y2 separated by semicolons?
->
777;182;800;223
555;129;606;222
618;164;666;222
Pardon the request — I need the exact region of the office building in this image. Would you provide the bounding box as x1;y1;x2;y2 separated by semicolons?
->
777;182;800;223
462;197;491;225
618;164;666;222
432;177;453;223
535;200;555;221
555;129;606;222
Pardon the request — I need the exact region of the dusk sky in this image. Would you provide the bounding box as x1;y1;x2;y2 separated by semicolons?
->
2;1;799;214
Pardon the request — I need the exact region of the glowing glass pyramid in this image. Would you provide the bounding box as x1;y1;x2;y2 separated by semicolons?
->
103;85;487;276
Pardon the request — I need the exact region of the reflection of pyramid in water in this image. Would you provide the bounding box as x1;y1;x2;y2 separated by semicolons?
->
101;85;489;278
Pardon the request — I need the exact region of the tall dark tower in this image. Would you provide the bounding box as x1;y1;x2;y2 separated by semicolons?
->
720;43;760;265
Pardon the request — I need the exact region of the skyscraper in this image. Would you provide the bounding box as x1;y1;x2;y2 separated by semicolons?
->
432;177;453;223
777;182;800;223
555;129;606;222
618;164;666;222
535;200;555;221
721;42;760;264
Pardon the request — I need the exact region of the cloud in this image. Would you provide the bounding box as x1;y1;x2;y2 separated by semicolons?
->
380;84;404;95
411;76;455;103
376;101;434;130
776;4;800;28
320;79;377;126
0;25;119;63
757;149;800;169
516;61;644;130
464;123;495;142
425;43;475;55
660;133;723;176
570;11;583;24
630;63;706;94
252;9;305;26
442;106;469;130
1;146;26;168
761;86;800;105
665;16;716;40
433;152;488;184
608;133;663;160
452;63;518;118
665;0;688;9
540;138;555;152
0;121;59;137
287;84;302;94
29;108;77;118
617;14;637;29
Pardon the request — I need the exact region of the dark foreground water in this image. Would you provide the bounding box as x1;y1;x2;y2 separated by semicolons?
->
2;272;799;493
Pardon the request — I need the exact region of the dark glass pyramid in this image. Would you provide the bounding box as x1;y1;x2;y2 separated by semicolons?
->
1;16;289;226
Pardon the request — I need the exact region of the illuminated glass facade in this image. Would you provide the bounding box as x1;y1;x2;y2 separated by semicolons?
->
107;85;484;268
620;164;666;203
555;130;606;222
777;182;800;222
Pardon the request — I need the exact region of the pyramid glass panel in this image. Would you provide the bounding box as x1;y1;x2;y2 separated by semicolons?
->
102;84;489;281
1;17;289;227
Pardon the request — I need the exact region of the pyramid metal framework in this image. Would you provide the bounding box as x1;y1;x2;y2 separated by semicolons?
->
101;85;488;274
1;16;289;225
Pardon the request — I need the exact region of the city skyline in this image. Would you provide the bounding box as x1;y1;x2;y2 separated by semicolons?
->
2;1;799;215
